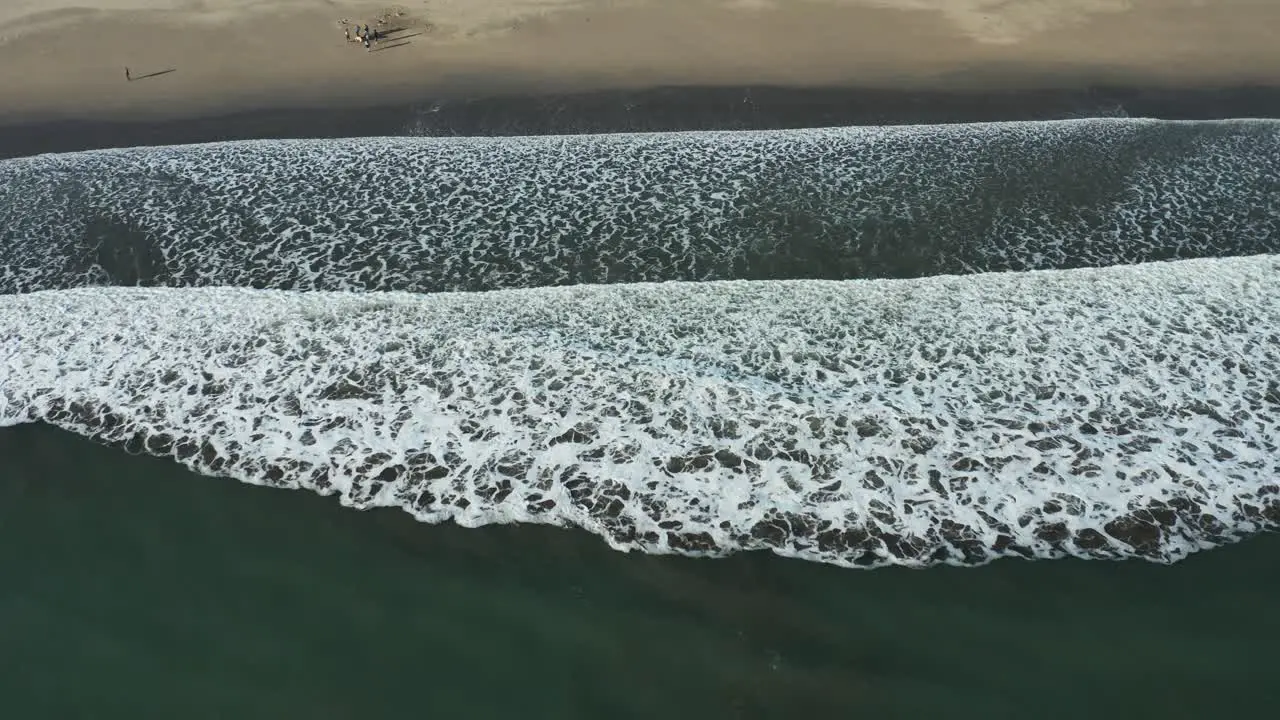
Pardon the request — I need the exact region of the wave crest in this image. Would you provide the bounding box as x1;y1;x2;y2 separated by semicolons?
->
4;256;1279;567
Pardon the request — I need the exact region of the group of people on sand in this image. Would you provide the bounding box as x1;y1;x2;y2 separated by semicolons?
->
345;23;384;51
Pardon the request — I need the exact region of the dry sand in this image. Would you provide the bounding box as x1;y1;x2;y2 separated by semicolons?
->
0;0;1278;123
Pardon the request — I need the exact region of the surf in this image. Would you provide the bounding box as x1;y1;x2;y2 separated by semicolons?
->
2;118;1277;295
3;255;1277;568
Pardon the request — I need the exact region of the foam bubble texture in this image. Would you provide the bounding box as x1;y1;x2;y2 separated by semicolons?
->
4;256;1278;567
1;119;1277;295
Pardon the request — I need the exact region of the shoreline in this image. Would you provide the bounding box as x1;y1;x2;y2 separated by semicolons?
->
5;82;1280;160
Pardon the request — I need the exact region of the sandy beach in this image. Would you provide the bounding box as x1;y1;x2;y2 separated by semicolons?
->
0;0;1278;125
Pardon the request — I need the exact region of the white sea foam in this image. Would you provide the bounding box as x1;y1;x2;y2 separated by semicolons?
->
2;119;1276;295
3;255;1277;567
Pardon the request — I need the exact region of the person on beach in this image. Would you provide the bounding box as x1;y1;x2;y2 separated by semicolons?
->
345;27;351;42
364;35;371;50
125;66;131;81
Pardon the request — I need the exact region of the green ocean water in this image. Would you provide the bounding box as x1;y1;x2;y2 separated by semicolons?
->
2;423;1277;719
4;118;1279;718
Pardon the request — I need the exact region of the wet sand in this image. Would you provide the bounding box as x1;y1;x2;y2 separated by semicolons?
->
4;83;1280;160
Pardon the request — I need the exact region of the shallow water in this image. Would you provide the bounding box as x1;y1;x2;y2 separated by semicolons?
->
2;121;1277;295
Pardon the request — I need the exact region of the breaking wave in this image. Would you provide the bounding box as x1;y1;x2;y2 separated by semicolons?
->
4;255;1278;568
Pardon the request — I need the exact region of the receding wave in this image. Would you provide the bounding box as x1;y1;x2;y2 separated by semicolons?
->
4;255;1277;568
1;119;1277;295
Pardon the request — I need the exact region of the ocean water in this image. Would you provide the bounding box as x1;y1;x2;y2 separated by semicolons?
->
5;423;1280;718
3;116;1280;716
1;120;1277;295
